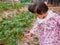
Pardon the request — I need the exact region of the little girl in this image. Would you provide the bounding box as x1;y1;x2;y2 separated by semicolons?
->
25;2;60;45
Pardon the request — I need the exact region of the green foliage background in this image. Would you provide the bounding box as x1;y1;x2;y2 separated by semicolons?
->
0;11;36;45
0;2;25;12
20;0;30;3
0;1;36;45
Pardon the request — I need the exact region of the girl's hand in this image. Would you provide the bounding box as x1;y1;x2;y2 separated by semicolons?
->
24;32;33;39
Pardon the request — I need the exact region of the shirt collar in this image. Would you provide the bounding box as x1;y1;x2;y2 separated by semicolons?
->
37;10;53;23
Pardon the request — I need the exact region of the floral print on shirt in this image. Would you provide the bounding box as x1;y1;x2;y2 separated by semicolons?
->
30;12;60;45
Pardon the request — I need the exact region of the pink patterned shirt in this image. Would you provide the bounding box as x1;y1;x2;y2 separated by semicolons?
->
30;10;60;45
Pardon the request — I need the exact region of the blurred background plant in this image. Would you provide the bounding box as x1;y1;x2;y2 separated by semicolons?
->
0;11;36;45
0;0;36;45
0;2;25;12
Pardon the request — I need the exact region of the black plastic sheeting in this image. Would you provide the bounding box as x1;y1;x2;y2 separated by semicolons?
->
48;0;60;6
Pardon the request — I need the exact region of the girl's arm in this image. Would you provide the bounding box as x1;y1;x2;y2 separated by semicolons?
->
30;19;40;35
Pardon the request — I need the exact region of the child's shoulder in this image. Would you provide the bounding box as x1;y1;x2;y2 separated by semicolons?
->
53;13;60;19
49;12;60;22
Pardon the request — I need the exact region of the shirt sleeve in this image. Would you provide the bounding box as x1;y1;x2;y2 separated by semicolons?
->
30;19;40;35
58;17;60;28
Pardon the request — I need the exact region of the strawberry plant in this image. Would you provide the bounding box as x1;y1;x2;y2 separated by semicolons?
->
0;2;25;12
0;12;36;45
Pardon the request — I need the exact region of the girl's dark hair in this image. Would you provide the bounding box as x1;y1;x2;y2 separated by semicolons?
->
28;2;48;15
28;3;37;13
